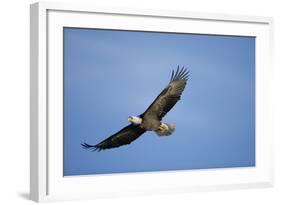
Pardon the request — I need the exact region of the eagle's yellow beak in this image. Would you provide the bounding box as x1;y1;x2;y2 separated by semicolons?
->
128;117;133;122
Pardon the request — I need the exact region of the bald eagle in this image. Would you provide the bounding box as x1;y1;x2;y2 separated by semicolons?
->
81;66;189;151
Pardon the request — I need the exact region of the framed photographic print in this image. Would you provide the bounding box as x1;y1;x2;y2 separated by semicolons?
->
30;2;274;202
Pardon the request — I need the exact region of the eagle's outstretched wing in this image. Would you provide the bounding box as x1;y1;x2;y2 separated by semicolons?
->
141;66;189;121
81;124;146;151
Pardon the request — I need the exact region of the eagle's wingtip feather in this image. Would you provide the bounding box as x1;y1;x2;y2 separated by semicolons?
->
170;66;190;82
81;142;102;152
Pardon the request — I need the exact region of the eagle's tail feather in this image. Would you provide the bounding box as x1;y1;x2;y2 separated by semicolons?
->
155;123;176;137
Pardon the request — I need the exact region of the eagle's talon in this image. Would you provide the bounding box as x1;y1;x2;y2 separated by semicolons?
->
158;123;168;132
158;126;164;132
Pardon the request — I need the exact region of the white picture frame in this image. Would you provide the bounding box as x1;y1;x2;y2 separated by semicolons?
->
30;2;274;202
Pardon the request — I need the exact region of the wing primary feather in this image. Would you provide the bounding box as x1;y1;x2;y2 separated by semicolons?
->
177;68;184;80
183;69;189;79
178;67;186;79
181;71;190;80
174;66;180;80
184;71;191;80
172;66;179;81
170;66;190;82
170;70;174;82
81;142;100;151
178;67;184;80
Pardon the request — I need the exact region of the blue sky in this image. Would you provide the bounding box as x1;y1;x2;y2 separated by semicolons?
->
63;27;255;176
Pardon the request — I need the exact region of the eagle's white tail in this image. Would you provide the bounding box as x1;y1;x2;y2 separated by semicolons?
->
156;123;176;137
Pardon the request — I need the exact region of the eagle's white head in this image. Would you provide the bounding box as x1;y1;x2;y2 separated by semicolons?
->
128;116;142;125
